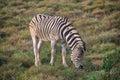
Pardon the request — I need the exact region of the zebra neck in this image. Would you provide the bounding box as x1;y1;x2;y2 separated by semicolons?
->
59;22;85;51
62;29;82;50
64;31;85;51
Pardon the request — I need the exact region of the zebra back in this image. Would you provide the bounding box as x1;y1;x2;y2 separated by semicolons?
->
29;14;68;41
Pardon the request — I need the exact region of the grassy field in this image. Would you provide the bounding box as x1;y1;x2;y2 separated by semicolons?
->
0;0;120;80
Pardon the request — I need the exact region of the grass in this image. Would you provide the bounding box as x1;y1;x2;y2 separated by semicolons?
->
0;0;120;80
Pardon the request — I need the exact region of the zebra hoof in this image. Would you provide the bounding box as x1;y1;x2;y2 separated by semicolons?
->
50;62;54;66
35;62;41;67
63;64;68;67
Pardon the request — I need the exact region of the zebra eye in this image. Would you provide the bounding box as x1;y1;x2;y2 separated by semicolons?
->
77;56;80;58
77;56;81;61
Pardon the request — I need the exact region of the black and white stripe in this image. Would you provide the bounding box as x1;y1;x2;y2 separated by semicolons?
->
59;22;85;51
29;14;86;68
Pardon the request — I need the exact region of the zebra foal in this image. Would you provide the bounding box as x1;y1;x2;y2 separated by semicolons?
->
29;14;86;68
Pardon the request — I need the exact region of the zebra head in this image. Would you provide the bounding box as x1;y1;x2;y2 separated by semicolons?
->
70;44;85;69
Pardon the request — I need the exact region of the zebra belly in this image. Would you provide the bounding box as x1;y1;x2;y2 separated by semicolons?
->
37;30;59;41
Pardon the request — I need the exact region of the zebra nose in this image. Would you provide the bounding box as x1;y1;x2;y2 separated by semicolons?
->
79;65;83;69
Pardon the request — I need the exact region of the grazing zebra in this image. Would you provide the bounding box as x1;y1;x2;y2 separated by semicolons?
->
29;14;86;68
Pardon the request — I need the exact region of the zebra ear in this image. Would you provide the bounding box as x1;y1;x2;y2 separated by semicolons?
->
83;42;86;51
62;16;68;22
69;21;73;26
63;16;68;20
63;17;73;25
78;44;86;53
79;42;86;52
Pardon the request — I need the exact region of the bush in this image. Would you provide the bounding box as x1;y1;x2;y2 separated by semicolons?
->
96;43;116;53
102;49;120;71
0;32;10;39
100;65;120;80
0;63;26;80
83;58;95;72
0;55;8;66
61;68;76;79
10;51;34;68
80;71;101;80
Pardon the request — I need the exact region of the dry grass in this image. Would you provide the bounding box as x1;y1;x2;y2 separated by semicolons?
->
0;0;120;80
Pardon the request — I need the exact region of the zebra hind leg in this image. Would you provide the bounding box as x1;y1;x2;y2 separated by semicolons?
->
61;43;68;67
50;40;56;65
37;40;43;65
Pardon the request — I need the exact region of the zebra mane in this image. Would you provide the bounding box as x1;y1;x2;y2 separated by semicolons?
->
73;41;86;53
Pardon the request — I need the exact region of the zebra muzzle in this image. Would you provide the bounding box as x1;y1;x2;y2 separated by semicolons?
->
79;65;83;69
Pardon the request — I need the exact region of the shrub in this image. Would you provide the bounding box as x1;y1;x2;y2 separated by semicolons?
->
0;32;10;39
10;51;34;68
83;58;95;72
100;63;120;80
80;71;101;80
96;43;116;53
102;49;120;71
41;56;50;64
102;11;120;30
0;55;8;66
61;68;76;79
0;63;26;80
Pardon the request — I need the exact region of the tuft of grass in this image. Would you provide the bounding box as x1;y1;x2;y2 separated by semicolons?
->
83;58;95;72
61;68;76;79
80;71;101;80
0;63;26;80
10;51;34;68
102;49;120;72
0;54;8;66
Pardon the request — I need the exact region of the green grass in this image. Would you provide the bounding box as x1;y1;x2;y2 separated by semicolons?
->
0;0;120;80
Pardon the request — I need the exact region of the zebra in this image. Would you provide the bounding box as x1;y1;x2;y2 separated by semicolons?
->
29;14;86;68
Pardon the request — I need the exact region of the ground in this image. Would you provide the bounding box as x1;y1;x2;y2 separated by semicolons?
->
0;0;120;80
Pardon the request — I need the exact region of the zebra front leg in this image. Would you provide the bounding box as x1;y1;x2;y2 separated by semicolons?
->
61;43;68;67
50;40;56;65
32;36;41;67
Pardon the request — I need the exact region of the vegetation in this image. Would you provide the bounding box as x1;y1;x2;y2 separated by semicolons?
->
0;0;120;80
